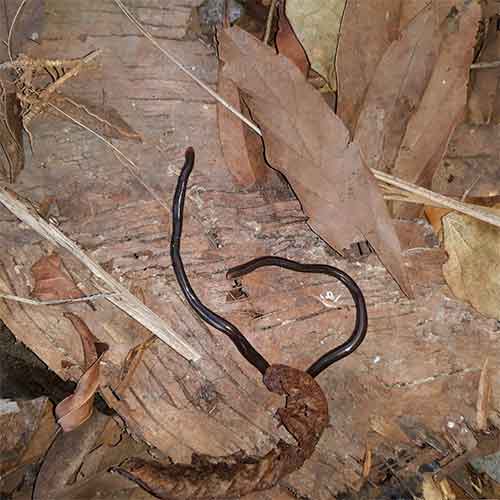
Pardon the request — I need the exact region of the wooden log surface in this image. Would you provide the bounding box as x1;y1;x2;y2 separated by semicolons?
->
1;1;499;498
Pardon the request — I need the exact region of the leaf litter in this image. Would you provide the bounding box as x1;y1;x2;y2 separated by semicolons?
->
219;25;411;295
391;0;481;217
55;313;108;432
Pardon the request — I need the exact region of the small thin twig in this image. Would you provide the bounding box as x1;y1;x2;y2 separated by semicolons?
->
0;292;114;306
263;0;278;45
471;60;500;70
7;0;30;62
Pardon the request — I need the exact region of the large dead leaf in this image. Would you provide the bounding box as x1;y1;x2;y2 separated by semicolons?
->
31;253;83;301
55;313;108;432
392;0;481;217
286;0;345;90
219;26;411;295
336;0;402;133
442;210;500;321
354;4;440;174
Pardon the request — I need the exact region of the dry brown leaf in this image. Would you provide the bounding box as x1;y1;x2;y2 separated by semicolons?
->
336;0;402;133
217;71;268;187
219;26;411;295
392;0;481;217
354;4;440;174
442;210;500;320
286;0;345;90
51;94;142;143
469;15;500;124
477;358;491;432
55;313;108;432
31;253;83;301
275;0;309;77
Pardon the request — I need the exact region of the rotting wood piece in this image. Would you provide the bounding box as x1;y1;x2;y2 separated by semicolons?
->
113;364;328;499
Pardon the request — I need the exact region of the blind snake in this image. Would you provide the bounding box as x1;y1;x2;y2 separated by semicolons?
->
170;147;368;377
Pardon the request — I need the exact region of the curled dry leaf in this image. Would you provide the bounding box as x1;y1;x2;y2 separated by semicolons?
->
219;26;411;295
285;0;345;90
31;253;83;301
442;209;500;321
55;313;108;432
392;0;481;217
336;0;402;133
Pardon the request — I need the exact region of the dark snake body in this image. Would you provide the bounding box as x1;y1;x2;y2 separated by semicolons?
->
113;148;368;499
